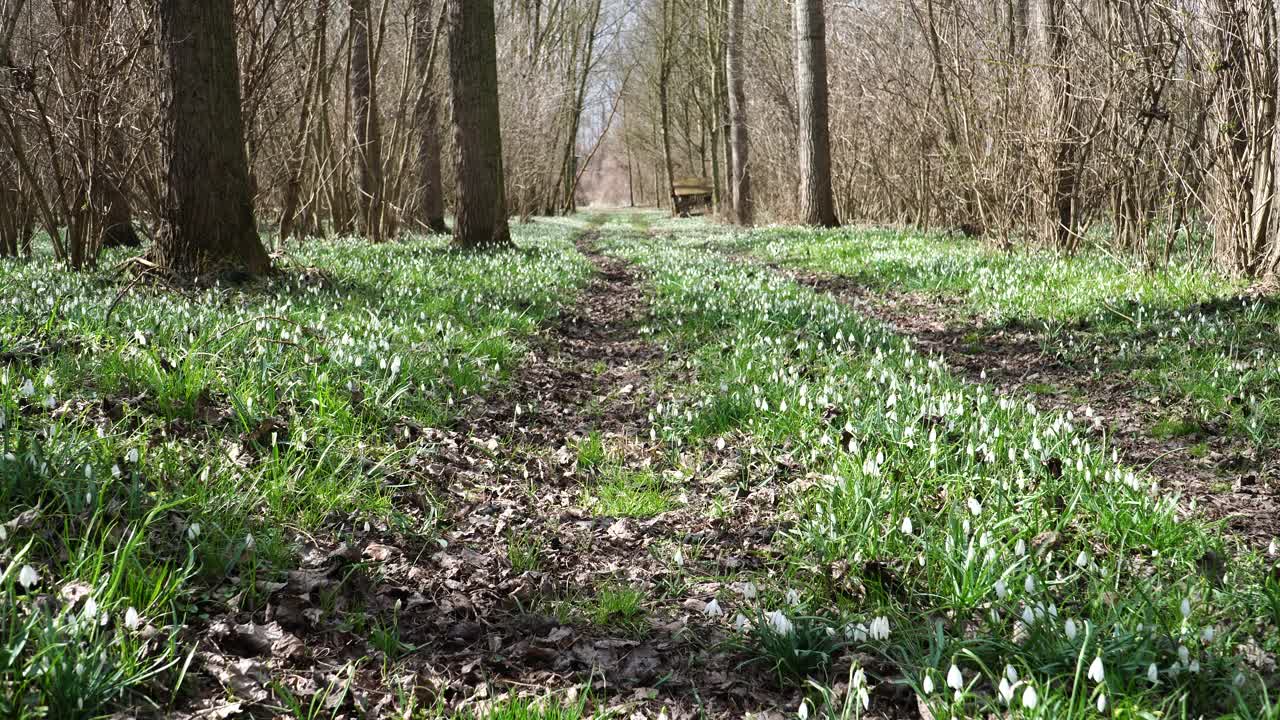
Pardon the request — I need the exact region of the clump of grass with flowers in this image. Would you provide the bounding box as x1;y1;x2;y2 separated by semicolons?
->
741;225;1280;456
0;219;592;717
600;213;1280;718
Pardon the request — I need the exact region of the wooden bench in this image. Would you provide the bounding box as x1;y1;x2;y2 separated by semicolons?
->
672;177;713;216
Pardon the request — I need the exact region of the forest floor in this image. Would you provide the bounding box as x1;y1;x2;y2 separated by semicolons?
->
1;211;1279;720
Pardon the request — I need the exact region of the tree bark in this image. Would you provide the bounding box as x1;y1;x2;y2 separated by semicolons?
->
726;0;753;225
793;0;838;227
447;0;510;248
351;0;387;241
412;0;448;234
154;0;269;278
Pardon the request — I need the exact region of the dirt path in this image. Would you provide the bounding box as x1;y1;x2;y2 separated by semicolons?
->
186;232;804;719
774;265;1280;552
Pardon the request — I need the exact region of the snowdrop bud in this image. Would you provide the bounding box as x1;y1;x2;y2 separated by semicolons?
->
1180;597;1192;618
797;699;809;720
1097;693;1107;712
995;579;1008;599
967;497;982;516
900;516;913;535
17;565;38;590
1022;685;1038;710
124;607;141;631
922;673;934;695
1015;538;1026;556
1088;656;1105;683
673;548;684;567
998;678;1013;704
946;663;963;690
1076;550;1088;568
1065;618;1078;641
1147;663;1159;684
1024;574;1036;593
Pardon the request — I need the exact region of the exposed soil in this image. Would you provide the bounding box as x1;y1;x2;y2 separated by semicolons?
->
175;233;875;719
778;266;1280;553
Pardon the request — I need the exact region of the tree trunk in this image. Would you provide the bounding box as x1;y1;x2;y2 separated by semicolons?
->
413;0;448;234
658;0;676;214
793;0;838;227
351;0;387;241
154;0;269;278
447;0;510;248
726;0;753;226
1034;0;1079;250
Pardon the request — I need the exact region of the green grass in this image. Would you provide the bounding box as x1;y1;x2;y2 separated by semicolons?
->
589;584;646;635
0;219;593;717
597;213;1279;718
582;466;674;518
736;225;1280;455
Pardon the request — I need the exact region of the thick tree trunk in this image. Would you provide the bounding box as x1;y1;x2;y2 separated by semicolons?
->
413;0;448;234
351;0;387;241
793;0;838;227
726;0;753;226
447;0;510;248
1034;0;1080;251
154;0;269;278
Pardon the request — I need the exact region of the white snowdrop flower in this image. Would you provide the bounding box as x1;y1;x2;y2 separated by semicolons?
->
785;588;802;606
733;613;751;632
187;524;201;541
703;599;723;616
1076;550;1089;568
1147;663;1159;684
125;448;139;464
17;565;38;590
1022;685;1038;710
797;699;810;720
1021;606;1035;625
946;663;963;690
1097;693;1107;713
1180;597;1192;618
995;578;1008;599
1269;539;1277;557
1024;574;1036;593
124;607;141;631
1065;618;1078;641
967;497;982;516
1088;656;1105;683
997;678;1014;704
1234;672;1246;688
672;548;684;567
19;379;35;398
740;582;757;600
922;673;934;695
715;437;726;451
900;516;913;535
1006;665;1019;683
244;533;255;550
1015;538;1026;556
111;464;122;479
0;408;5;430
1177;645;1189;665
1202;626;1215;643
1189;659;1200;674
83;596;98;620
765;610;793;635
869;616;890;640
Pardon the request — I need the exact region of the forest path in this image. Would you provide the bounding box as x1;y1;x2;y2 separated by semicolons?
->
762;262;1280;552
260;226;801;719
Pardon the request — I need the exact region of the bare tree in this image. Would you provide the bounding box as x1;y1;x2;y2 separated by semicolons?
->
154;0;270;277
793;0;837;227
725;0;752;225
448;0;510;248
412;0;448;234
